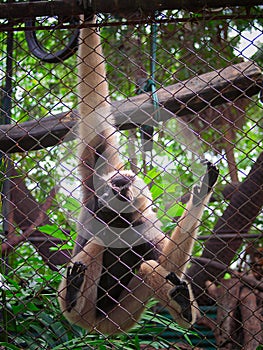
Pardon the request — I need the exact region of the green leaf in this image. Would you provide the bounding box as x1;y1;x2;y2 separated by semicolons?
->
164;183;179;193
12;301;39;314
50;322;69;343
38;311;54;326
131;335;140;350
144;167;162;185
150;184;164;200
38;224;68;240
162;221;177;233
62;197;81;213
1;274;20;290
167;203;185;218
144;310;195;335
49;242;74;251
0;343;21;350
29;324;45;335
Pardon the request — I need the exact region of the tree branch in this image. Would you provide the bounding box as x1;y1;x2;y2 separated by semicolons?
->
0;61;261;153
1;187;58;256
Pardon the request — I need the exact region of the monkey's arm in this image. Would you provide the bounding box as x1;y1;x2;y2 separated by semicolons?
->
78;17;123;205
159;161;219;277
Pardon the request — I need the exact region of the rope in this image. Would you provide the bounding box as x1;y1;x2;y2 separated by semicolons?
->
139;17;160;155
150;20;160;123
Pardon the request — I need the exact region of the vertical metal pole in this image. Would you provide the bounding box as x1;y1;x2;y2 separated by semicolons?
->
0;7;14;341
1;34;13;125
1;22;13;267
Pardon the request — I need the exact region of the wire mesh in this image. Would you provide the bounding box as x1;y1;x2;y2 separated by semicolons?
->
0;5;262;350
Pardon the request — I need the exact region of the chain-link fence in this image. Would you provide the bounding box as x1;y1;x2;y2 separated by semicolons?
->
0;2;262;349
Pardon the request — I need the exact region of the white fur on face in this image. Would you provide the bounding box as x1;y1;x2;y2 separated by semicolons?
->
98;170;152;214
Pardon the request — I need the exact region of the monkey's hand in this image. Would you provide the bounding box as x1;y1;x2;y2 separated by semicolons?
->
166;272;192;323
65;261;87;312
193;160;219;206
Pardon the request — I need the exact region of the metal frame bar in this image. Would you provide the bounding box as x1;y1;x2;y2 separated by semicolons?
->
0;0;263;20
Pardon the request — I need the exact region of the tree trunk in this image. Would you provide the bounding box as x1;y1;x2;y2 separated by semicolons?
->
239;287;262;349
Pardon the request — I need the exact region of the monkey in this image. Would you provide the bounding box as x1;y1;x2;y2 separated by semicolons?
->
58;16;219;335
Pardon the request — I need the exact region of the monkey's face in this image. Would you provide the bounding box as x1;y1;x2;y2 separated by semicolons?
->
97;170;152;216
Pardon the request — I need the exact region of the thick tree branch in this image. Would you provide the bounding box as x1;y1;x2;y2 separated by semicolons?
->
191;257;263;292
1;187;58;255
0;61;261;153
3;167;70;269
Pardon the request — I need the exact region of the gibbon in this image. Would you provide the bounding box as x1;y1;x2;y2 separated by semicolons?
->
58;16;219;335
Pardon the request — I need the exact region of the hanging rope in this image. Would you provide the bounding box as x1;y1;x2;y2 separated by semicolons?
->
138;18;160;155
150;20;160;123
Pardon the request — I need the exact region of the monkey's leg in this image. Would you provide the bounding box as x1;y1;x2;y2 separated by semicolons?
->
139;259;197;328
59;240;150;335
59;252;194;333
91;260;195;334
159;200;206;278
58;238;104;330
159;162;219;277
93;273;153;335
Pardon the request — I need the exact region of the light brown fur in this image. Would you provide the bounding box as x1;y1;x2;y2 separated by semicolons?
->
58;17;218;335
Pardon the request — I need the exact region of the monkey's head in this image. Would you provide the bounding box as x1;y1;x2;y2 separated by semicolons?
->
97;170;152;220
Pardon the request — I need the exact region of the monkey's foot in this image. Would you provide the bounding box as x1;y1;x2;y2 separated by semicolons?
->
193;160;219;205
65;261;87;312
166;272;192;323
